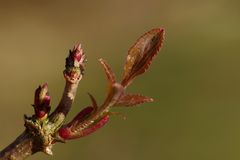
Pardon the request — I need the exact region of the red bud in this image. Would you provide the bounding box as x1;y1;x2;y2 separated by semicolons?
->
65;44;86;83
33;83;51;120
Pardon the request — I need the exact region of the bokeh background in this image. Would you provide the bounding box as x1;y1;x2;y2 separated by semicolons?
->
0;0;240;160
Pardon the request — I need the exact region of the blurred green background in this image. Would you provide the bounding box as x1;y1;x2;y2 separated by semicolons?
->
0;0;240;160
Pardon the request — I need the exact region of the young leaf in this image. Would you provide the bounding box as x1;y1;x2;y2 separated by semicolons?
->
121;28;165;87
99;58;116;84
66;106;94;128
78;115;110;138
58;115;110;140
114;94;153;107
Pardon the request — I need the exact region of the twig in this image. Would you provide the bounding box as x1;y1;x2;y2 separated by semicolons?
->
0;28;165;160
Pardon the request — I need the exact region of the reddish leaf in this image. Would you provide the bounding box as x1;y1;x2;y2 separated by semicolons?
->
58;127;71;140
114;94;153;107
79;115;110;137
63;83;124;141
63;106;93;130
58;115;110;140
121;28;165;87
99;58;116;84
100;83;124;110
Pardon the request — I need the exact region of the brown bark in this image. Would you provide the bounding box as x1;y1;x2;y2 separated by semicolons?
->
0;131;36;160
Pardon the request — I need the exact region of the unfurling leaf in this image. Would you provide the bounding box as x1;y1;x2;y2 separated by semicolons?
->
79;115;110;137
114;94;153;107
99;58;124;109
66;106;94;128
121;28;165;87
99;58;116;84
57;106;94;140
58;114;110;140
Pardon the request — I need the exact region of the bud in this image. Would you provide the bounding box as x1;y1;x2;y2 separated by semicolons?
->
71;44;84;63
64;44;86;83
33;83;51;120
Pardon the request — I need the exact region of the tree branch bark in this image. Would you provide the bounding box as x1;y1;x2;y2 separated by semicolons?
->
0;131;36;160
